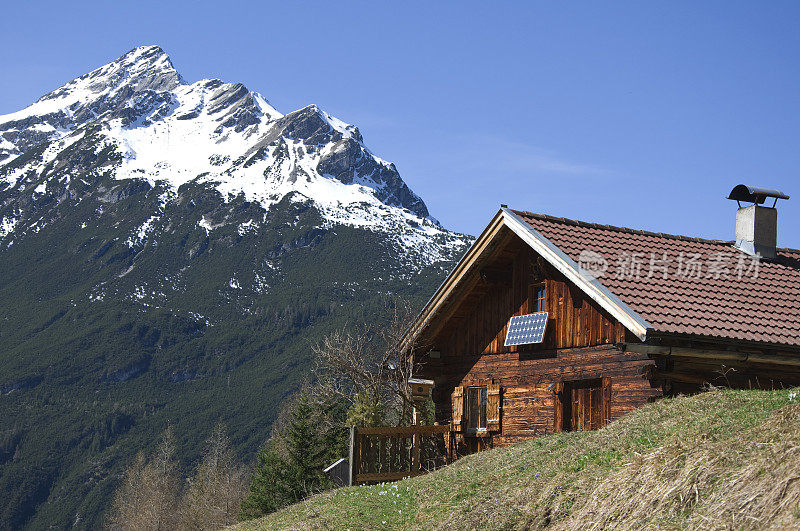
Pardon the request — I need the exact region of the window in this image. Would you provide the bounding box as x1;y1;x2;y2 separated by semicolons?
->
467;387;487;431
452;384;501;433
531;282;546;313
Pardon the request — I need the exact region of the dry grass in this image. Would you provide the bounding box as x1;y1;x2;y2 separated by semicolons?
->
565;403;800;529
233;388;800;530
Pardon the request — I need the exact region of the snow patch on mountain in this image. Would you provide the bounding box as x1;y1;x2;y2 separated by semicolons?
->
0;216;18;240
198;217;214;235
127;215;159;248
0;45;472;266
105;77;281;190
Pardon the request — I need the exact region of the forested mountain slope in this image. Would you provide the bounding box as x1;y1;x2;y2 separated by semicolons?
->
0;46;472;529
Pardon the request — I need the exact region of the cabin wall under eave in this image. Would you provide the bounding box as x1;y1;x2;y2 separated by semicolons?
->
645;339;800;394
430;246;626;358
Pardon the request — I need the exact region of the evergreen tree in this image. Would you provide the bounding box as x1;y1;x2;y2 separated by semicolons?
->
284;392;330;498
346;391;385;427
239;388;348;520
238;443;293;519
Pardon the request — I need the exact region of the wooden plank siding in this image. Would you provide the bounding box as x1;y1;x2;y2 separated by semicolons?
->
425;345;659;446
416;240;660;448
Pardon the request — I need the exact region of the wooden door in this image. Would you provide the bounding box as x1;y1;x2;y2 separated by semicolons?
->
559;379;607;432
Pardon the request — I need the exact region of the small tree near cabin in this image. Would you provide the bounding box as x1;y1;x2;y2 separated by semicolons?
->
284;392;331;498
239;388;347;520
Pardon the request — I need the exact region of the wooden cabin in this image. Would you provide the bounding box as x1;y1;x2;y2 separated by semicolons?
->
402;188;800;453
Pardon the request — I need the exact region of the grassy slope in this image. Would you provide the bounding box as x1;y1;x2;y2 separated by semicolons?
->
237;388;800;530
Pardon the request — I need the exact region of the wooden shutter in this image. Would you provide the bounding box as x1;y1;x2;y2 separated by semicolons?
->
553;381;564;432
602;377;612;427
451;386;464;431
487;383;501;431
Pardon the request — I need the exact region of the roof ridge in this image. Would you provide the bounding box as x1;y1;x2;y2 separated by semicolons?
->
511;209;800;254
511;209;734;244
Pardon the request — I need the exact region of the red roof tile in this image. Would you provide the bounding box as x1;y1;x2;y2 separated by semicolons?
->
513;210;800;347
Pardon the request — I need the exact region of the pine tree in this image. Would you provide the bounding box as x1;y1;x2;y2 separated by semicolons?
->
239;389;347;520
238;443;293;519
284;392;330;499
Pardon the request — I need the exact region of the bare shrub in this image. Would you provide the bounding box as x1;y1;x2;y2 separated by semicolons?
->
179;424;248;530
312;300;424;426
106;428;180;530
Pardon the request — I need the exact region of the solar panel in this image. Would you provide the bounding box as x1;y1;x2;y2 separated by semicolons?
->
504;312;549;346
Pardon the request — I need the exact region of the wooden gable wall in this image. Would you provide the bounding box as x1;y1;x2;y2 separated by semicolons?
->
436;242;626;359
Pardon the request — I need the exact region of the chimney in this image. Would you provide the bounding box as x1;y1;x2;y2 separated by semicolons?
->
727;184;790;260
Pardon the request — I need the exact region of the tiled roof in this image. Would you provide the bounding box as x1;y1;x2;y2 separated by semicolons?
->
513;210;800;347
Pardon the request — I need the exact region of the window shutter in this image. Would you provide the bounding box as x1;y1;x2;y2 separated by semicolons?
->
553;381;564;432
451;386;464;431
602;377;612;427
487;383;501;431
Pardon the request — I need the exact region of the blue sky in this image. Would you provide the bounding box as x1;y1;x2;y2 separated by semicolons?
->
2;1;799;245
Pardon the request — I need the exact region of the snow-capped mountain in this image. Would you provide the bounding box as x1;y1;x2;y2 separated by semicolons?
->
0;45;467;264
0;46;472;529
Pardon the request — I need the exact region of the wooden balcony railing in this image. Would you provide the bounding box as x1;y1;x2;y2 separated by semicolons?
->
348;425;453;485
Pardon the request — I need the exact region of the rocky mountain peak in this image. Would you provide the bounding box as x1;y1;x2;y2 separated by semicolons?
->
0;46;185;162
42;45;182;103
1;45;468;260
31;45;182;112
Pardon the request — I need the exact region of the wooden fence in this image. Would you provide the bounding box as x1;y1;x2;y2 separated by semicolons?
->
349;425;453;485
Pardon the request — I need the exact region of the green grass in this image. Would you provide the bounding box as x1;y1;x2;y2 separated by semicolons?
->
236;388;800;530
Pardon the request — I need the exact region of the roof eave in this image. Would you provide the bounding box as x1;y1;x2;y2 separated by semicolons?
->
502;208;653;341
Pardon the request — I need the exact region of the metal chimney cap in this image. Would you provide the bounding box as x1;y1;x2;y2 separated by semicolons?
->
727;184;789;205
